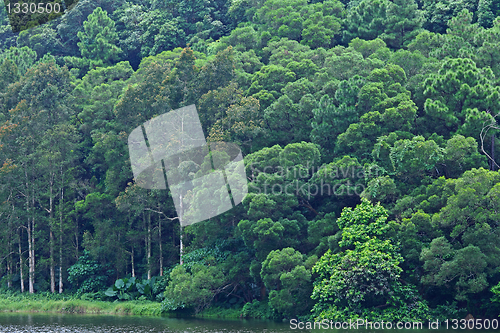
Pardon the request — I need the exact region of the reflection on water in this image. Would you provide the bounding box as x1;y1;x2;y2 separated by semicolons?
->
0;313;484;333
0;313;303;333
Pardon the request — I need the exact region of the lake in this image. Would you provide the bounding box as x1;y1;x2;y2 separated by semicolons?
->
0;313;490;332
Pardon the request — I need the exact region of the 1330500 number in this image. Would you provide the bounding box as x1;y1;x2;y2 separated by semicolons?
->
6;2;61;14
444;319;499;330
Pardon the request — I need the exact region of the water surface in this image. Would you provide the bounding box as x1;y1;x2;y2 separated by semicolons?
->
0;313;491;333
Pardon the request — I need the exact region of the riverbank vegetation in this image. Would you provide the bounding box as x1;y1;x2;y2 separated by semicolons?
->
1;0;500;323
0;290;162;315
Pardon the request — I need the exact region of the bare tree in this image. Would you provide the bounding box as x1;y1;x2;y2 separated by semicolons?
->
480;111;500;171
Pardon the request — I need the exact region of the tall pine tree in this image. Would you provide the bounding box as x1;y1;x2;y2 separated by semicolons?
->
77;7;122;68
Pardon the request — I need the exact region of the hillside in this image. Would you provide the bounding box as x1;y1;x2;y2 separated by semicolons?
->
1;0;500;321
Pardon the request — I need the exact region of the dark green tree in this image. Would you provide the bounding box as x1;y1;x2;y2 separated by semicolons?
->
381;0;424;49
77;7;123;68
343;0;389;44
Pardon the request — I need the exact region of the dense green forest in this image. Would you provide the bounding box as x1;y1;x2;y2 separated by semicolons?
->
1;0;500;322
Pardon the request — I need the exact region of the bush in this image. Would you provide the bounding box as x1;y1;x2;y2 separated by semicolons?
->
241;300;278;320
162;264;226;314
67;250;112;294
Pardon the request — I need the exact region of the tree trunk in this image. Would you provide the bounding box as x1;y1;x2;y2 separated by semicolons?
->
29;186;35;294
7;227;12;289
49;183;55;293
7;248;11;289
159;211;163;277
75;199;79;259
180;225;183;265
18;229;24;293
179;193;183;265
492;134;495;171
29;216;34;294
131;247;135;277
50;229;55;293
147;211;152;280
59;184;64;294
26;175;34;294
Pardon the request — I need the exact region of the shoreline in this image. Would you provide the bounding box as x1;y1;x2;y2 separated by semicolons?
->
0;296;245;319
0;297;163;316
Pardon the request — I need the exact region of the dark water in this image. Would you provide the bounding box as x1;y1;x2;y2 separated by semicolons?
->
0;313;493;333
0;313;302;332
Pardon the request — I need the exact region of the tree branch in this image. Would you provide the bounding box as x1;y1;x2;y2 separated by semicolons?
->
480;112;500;170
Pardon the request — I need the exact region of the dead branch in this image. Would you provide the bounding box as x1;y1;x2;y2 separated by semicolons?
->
480;111;500;170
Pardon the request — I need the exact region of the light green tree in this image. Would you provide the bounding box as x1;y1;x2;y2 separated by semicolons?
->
312;199;428;321
260;247;312;317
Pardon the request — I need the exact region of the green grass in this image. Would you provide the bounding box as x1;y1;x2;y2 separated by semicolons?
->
0;291;163;316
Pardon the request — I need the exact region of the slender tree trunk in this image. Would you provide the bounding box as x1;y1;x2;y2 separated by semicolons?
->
49;181;55;293
50;229;55;293
75;199;79;259
179;115;184;265
179;194;183;265
7;243;11;288
18;229;24;293
492;134;495;171
49;176;56;293
59;183;64;294
147;211;152;280
7;224;12;289
180;225;183;265
158;210;163;277
29;218;34;294
26;175;34;294
131;247;135;278
29;185;35;294
142;211;150;278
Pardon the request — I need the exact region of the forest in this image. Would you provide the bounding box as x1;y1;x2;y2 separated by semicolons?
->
1;0;500;322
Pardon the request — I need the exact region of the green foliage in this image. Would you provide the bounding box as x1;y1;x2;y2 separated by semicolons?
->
361;175;398;204
67;250;111;294
312;199;429;321
77;7;122;67
105;276;158;301
423;57;500;137
254;0;343;48
477;0;500;28
0;46;37;75
1;0;500;320
241;299;278;319
162;264;227;313
390;136;444;182
422;0;477;33
0;58;19;91
311;76;364;159
343;0;389;44
381;0;424;49
422;241;488;301
260;248;312;317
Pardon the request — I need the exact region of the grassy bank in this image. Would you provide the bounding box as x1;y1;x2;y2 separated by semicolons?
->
0;292;275;320
0;292;163;316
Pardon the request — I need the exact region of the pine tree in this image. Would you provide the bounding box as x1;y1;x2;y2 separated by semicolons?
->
77;7;122;68
0;58;19;91
381;0;424;49
342;0;389;44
